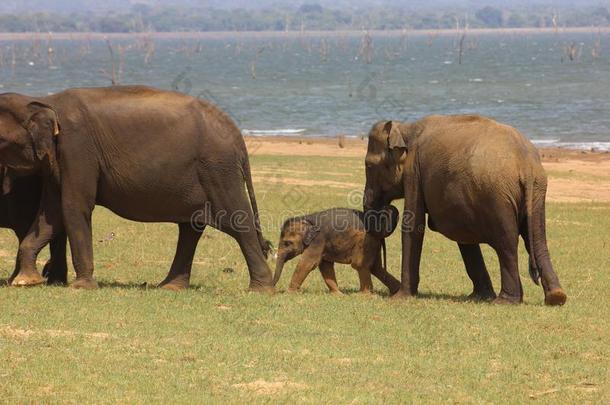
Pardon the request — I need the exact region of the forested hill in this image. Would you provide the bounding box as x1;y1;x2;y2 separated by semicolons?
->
1;1;610;32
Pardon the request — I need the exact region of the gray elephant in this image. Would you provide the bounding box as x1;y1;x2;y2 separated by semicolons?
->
363;115;566;305
0;86;273;291
272;207;400;294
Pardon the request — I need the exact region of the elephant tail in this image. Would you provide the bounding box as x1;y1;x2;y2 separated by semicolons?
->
525;174;540;285
381;238;388;273
242;157;272;259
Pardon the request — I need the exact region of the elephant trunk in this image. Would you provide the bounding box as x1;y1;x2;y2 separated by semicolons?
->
272;253;286;286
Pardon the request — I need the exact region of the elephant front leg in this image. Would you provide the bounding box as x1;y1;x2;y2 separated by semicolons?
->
159;223;203;291
288;252;320;292
458;243;496;301
393;181;426;299
62;193;98;289
11;185;62;287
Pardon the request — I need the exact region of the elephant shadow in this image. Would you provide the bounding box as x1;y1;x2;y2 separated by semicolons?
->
0;278;216;293
416;291;481;303
98;281;217;293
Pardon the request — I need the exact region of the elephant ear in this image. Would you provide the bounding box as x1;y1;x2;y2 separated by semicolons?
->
302;220;320;246
381;205;400;237
24;101;60;163
384;121;407;150
364;205;400;239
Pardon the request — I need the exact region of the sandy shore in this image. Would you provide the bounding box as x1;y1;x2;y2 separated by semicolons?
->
245;136;610;203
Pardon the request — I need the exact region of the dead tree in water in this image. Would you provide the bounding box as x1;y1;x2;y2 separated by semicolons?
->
591;31;602;59
101;40;125;85
11;44;16;77
250;46;266;79
46;33;55;66
455;16;469;65
358;31;373;64
144;39;155;64
399;28;408;54
564;42;582;62
319;38;329;62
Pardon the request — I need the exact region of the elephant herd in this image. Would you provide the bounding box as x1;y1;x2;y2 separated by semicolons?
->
0;85;566;306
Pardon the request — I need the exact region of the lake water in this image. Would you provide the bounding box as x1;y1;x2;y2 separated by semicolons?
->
1;32;610;150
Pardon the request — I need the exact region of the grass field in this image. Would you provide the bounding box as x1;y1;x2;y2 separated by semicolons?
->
0;154;608;403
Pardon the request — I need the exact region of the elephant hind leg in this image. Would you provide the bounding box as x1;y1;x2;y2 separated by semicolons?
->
159;223;203;291
43;231;69;285
319;260;342;295
370;254;401;295
491;237;522;304
458;243;496;301
352;264;373;293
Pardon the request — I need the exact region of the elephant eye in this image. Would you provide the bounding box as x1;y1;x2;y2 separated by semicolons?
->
283;241;291;247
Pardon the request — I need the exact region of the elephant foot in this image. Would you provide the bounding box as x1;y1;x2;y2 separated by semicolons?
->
493;294;521;305
390;288;415;300
248;283;275;295
10;272;45;287
46;276;68;286
387;283;402;296
43;263;68;286
544;288;567;306
468;289;497;302
159;282;188;292
70;277;99;290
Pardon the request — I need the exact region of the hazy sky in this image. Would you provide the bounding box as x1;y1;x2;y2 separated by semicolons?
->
1;0;609;14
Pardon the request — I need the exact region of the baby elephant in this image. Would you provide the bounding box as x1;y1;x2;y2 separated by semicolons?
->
273;207;400;294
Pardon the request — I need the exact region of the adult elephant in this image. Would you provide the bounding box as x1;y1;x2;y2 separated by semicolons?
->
0;168;67;285
0;86;273;291
363;115;566;305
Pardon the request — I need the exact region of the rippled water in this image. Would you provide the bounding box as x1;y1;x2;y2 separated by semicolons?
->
1;32;609;149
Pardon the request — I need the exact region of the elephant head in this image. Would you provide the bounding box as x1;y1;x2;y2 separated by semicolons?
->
272;217;320;286
363;120;414;212
0;93;60;178
363;120;421;236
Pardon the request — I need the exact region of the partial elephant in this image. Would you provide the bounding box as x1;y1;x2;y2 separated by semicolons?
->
0;168;67;285
0;86;273;291
273;207;400;294
363;115;566;305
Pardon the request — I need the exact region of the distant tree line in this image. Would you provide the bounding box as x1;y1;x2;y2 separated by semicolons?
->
1;4;610;33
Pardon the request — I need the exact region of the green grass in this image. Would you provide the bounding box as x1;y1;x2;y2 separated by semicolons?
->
0;154;608;403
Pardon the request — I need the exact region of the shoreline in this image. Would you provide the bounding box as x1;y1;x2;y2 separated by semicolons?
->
243;134;610;156
0;27;609;41
244;135;610;203
244;135;610;159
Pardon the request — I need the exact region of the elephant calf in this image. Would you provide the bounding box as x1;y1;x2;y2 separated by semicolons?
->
273;207;400;294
